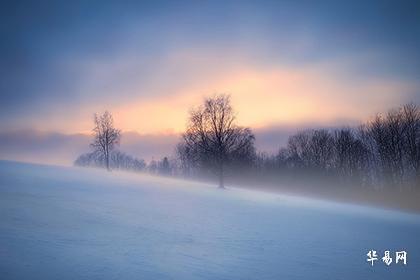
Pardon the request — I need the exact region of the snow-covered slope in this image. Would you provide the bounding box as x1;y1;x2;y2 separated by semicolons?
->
0;160;419;280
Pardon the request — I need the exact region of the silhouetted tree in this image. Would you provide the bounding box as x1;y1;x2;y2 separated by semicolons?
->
110;151;146;171
148;159;158;174
332;128;369;184
90;111;121;171
286;129;334;172
309;129;335;171
401;103;420;185
287;131;310;169
158;157;171;175
176;142;195;177
180;94;255;188
174;102;418;191
75;150;146;172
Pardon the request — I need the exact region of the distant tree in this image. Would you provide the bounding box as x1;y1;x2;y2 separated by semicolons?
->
287;129;334;172
75;150;146;172
181;94;255;188
287;131;310;169
158;156;171;176
332;128;369;184
148;159;158;174
176;142;195;177
401;103;420;185
175;101;418;191
308;129;335;171
366;111;403;188
90;111;121;171
74;152;100;167
110;151;146;171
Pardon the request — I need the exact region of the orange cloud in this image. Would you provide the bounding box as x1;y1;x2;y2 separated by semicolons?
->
110;64;414;134
26;50;417;135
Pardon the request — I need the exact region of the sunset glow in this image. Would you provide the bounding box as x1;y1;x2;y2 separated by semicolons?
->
64;63;417;134
1;0;419;164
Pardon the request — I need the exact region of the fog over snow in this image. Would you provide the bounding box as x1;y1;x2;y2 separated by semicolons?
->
1;160;419;279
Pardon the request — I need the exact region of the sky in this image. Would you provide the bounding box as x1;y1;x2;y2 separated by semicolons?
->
1;0;420;164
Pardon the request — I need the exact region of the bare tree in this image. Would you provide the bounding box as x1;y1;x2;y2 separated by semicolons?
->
309;129;335;171
287;131;310;169
287;129;334;172
401;103;420;185
158;156;171;176
181;94;255;188
176;142;195;177
333;128;369;185
90;111;121;171
75;150;146;172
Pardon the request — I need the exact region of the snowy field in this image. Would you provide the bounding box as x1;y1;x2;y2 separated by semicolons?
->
0;160;419;280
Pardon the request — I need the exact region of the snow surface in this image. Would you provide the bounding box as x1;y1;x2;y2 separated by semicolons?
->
0;160;419;280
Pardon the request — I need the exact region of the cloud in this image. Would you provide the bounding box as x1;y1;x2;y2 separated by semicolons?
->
0;130;90;166
0;130;180;165
1;0;419;136
107;58;418;134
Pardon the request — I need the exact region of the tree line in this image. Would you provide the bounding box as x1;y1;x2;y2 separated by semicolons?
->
75;95;419;190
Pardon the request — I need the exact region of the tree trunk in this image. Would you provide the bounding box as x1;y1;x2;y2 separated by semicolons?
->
218;162;225;188
105;146;110;171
